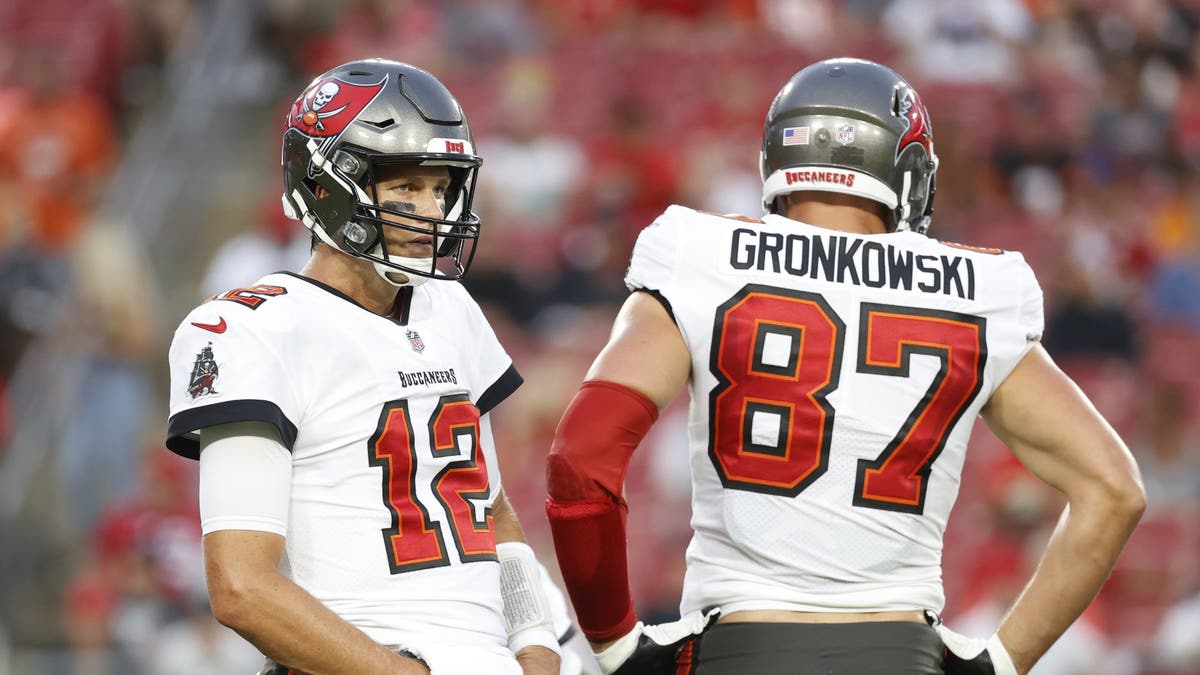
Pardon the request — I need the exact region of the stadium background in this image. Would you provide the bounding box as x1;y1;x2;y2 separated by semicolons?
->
0;0;1198;673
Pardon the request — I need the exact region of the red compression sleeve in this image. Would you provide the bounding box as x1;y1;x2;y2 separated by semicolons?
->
545;380;658;642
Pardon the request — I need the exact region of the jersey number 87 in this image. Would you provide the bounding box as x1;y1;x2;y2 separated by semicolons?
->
708;284;986;515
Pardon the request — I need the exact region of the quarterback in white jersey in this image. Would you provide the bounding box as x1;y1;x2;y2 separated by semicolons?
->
167;60;561;675
168;272;521;663
546;58;1143;675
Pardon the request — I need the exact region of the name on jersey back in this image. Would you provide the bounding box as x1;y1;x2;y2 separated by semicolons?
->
730;227;976;300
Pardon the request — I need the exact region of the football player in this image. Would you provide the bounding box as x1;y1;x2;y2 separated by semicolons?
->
545;58;1145;674
167;59;561;674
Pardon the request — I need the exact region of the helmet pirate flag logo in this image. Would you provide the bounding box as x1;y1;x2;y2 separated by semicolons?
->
288;75;387;137
896;87;934;160
188;342;220;399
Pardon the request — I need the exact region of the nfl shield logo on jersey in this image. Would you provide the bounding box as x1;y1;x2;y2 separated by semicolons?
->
188;343;220;399
836;123;856;145
406;329;425;353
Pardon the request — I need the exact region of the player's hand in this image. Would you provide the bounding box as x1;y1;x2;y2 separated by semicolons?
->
593;609;718;675
925;611;1018;675
515;645;560;675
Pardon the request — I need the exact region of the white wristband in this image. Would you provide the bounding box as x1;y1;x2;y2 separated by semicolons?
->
508;625;561;656
593;623;643;673
497;542;561;656
988;633;1018;675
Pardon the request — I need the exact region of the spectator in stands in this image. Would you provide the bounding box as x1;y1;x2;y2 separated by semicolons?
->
0;46;115;252
1149;588;1200;673
1044;262;1139;362
882;0;1032;84
199;196;310;299
57;223;159;534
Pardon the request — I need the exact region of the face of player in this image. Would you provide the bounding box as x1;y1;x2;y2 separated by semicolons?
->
370;163;451;261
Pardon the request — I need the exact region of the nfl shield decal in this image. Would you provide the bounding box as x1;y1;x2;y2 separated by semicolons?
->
406;329;425;353
836;123;856;145
188;343;220;399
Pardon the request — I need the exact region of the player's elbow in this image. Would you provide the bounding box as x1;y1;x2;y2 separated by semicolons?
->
1108;471;1147;528
545;451;619;504
1084;453;1147;531
544;380;657;505
206;567;267;633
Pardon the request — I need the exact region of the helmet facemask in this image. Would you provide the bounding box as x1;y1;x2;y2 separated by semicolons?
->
332;148;479;286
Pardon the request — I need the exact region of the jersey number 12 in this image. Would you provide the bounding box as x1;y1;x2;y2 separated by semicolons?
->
368;394;496;573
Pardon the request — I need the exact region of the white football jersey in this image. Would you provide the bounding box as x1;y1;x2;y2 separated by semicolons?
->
167;272;522;658
625;206;1044;616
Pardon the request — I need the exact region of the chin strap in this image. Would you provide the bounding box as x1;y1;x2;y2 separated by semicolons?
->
371;249;432;288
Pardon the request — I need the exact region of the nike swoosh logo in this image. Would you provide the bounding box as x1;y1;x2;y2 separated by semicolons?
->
191;317;227;334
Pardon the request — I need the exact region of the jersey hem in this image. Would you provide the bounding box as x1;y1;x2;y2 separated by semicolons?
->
166;399;299;459
716;599;931;615
632;287;676;325
201;515;288;537
476;364;522;415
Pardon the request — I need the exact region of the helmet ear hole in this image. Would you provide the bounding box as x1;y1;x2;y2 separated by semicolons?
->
339;219;379;253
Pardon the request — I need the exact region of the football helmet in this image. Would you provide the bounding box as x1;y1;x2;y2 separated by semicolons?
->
281;59;482;285
760;58;939;233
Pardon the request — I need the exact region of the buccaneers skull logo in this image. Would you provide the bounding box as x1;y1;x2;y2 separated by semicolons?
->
288;75;388;137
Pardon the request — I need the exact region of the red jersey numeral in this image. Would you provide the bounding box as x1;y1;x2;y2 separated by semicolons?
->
428;396;496;562
708;286;844;496
368;397;496;574
854;304;986;513
708;286;986;514
215;284;288;309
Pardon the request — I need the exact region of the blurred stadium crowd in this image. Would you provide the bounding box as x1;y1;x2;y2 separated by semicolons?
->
0;0;1198;673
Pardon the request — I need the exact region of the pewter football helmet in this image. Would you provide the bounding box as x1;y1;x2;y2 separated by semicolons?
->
281;59;481;284
761;58;939;233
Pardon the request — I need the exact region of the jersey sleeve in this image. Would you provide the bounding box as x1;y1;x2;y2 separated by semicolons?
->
624;206;685;316
166;308;301;460
986;253;1045;392
461;292;522;415
624;204;691;321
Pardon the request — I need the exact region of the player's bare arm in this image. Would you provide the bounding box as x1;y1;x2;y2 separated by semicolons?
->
205;529;430;675
584;290;691;410
492;489;561;675
980;344;1145;674
546;289;696;673
493;488;530;544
